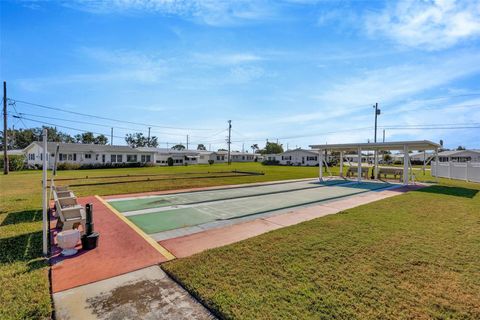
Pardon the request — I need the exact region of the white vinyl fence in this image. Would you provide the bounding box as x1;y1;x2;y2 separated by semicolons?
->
431;161;480;183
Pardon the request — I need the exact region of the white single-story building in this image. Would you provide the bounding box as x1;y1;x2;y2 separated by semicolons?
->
197;151;259;164
436;150;480;163
23;142;155;168
137;147;199;166
268;149;321;166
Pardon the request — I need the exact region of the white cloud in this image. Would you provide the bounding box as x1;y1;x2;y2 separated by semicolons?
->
64;0;277;26
228;66;265;83
16;48;169;91
366;0;480;50
191;52;263;66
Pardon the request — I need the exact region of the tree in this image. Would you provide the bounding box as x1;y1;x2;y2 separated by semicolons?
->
250;144;259;153
260;142;284;155
171;144;185;150
1;126;76;150
125;132;158;148
75;132;109;144
218;148;227;151
456;146;466;150
75;132;95;144
197;144;207;150
94;134;109;145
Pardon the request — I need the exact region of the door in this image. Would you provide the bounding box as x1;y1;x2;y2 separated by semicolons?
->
102;154;105;163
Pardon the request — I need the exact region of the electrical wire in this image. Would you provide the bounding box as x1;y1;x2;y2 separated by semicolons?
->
9;98;216;131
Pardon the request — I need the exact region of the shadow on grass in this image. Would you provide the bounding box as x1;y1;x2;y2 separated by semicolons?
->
0;231;46;271
1;209;41;227
415;185;479;198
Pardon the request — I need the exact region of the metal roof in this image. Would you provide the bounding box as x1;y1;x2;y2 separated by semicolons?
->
28;142;154;153
309;140;440;151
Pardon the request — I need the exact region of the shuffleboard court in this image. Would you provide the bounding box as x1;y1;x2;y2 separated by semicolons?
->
106;179;395;239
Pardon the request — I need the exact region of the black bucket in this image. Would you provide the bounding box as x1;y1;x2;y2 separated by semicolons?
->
81;232;100;250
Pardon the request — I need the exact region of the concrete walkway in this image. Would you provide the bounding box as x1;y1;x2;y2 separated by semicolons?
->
53;265;214;320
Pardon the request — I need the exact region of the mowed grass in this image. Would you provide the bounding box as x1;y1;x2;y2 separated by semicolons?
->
0;163;320;319
163;178;480;319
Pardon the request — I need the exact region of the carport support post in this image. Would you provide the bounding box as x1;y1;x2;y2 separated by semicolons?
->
357;147;362;183
318;149;323;181
339;151;344;177
374;148;379;179
403;145;409;185
434;148;439;182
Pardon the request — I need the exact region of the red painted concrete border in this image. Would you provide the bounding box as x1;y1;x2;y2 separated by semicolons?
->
159;185;424;258
50;196;168;293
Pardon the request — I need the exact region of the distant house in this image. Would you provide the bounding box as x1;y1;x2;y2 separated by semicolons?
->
437;150;480;163
23;142;155;168
197;151;259;164
269;149;321;166
137;147;199;166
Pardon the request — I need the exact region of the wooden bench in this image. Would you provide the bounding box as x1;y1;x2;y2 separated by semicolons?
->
346;166;369;179
378;167;403;181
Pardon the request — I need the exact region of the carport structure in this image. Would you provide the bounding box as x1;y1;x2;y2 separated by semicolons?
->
309;140;440;185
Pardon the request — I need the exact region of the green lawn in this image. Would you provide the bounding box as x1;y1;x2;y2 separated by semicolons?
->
0;163;320;319
2;163;479;319
163;177;480;319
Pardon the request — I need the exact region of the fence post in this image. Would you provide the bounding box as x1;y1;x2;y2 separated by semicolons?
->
448;161;452;179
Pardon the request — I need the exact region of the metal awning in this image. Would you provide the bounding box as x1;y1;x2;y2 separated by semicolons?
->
309;140;440;151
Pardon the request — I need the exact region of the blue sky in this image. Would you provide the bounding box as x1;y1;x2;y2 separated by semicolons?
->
1;0;480;151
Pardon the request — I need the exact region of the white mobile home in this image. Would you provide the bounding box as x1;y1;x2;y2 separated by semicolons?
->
437;150;480;163
137;147;199;166
23;142;155;169
277;149;320;166
197;151;259;164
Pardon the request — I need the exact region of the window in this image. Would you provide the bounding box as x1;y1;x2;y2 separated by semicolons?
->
217;156;220;160
73;154;77;161
96;154;99;161
282;156;292;160
68;154;73;161
306;156;318;161
111;154;123;163
127;155;137;162
85;154;92;159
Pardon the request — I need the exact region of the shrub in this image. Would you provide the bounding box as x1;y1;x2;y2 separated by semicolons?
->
0;154;26;171
57;162;81;170
167;157;174;166
208;160;214;165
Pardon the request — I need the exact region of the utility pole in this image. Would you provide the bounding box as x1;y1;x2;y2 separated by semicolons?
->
3;81;8;175
110;127;113;145
148;127;151;141
372;102;381;179
186;134;189;149
382;129;385;143
227;120;232;165
209;143;211;151
373;102;380;143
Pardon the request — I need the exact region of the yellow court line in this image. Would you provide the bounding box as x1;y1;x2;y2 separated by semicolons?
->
95;195;176;261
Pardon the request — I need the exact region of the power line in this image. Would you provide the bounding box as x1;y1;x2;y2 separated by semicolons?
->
9;98;216;131
14;111;202;138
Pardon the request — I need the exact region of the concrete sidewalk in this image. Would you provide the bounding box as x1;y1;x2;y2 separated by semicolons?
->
53;265;214;320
